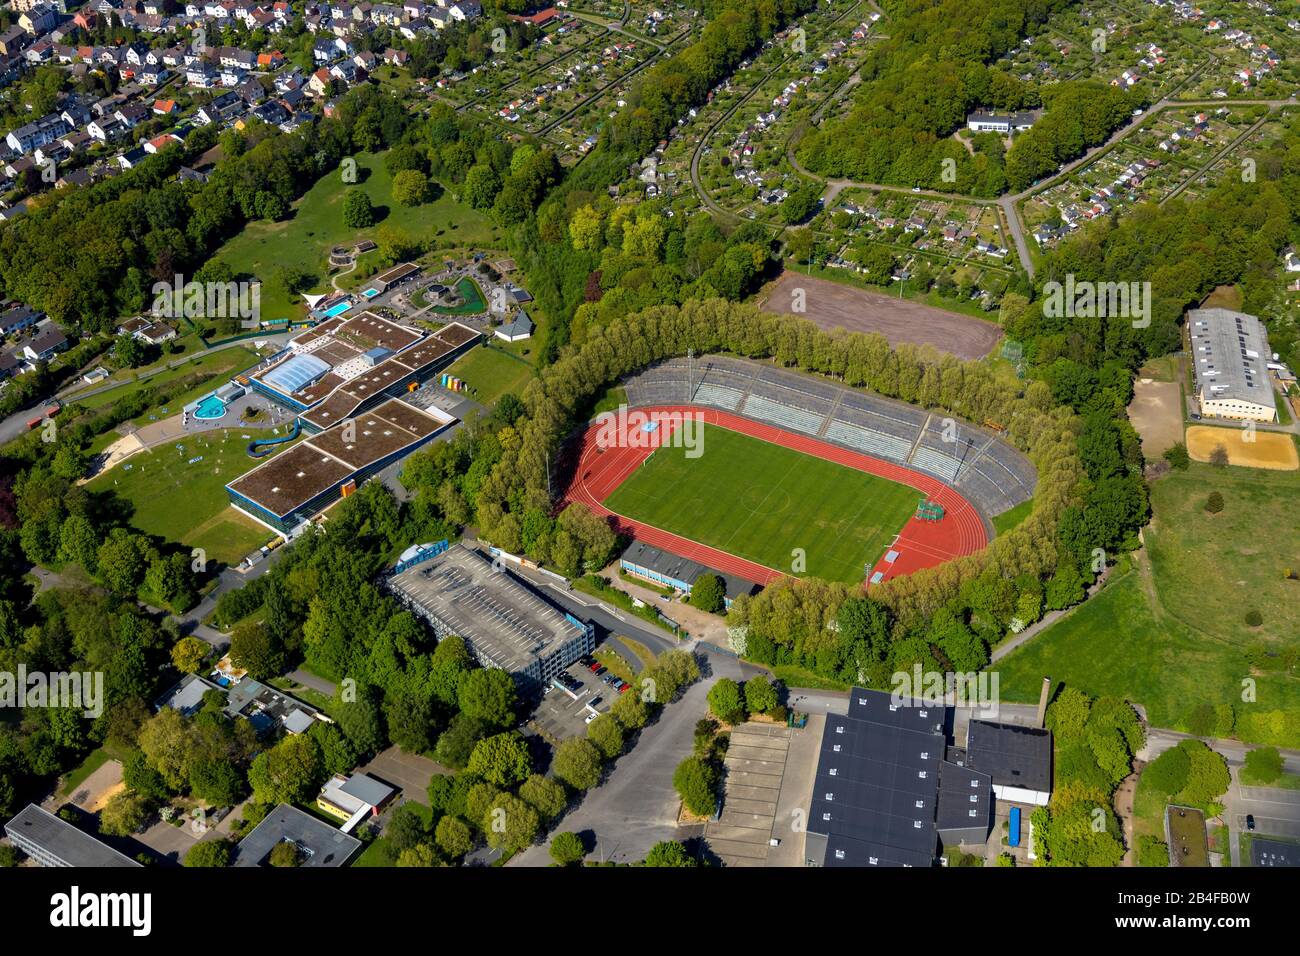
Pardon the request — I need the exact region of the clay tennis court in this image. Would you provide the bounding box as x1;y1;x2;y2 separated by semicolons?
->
1186;425;1299;470
563;405;989;587
758;272;1003;360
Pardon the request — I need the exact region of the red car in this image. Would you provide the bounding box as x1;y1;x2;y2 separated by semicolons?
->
618;681;630;694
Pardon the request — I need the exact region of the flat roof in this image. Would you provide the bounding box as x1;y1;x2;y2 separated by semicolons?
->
233;803;360;867
1250;837;1300;867
4;804;141;867
389;543;585;673
1188;308;1275;409
227;397;453;519
299;322;478;430
373;262;419;286
965;720;1053;793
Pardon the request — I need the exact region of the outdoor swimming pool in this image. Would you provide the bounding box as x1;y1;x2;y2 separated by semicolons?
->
194;394;227;420
321;300;353;318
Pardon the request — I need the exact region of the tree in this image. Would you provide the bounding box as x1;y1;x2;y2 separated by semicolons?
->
248;734;322;806
435;713;490;769
467;731;532;787
391;168;431;206
644;840;696;867
342;189;375;228
586;714;624;760
463;164;501;210
611;690;649;730
458;668;518;729
550;831;586;866
1137;835;1170;867
269;841;302;867
1205;491;1224;514
689;573;725;613
100;790;152;836
1163;443;1190;470
184;839;232;868
553;737;602;790
673;756;717;817
707;678;745;724
229;621;284;680
435;815;473;859
518;774;566;819
170;636;208;675
483;793;539;852
744;676;778;715
1245;746;1283;785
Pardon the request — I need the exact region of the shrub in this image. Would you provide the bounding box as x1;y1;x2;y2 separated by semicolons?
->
673;756;718;817
1245;609;1263;627
1162;443;1190;470
1205;491;1224;514
1137;835;1169;867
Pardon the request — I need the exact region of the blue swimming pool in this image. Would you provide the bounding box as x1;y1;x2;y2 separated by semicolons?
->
321;300;353;318
194;394;226;420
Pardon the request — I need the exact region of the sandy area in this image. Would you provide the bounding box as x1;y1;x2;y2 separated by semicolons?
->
1128;378;1184;459
1186;425;1298;470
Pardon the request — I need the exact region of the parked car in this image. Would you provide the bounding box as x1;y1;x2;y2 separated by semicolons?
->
1247;814;1256;831
618;682;630;694
585;712;597;724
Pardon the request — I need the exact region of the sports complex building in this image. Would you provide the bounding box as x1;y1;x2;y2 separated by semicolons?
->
224;313;481;535
1188;308;1278;422
802;689;1053;867
387;542;596;695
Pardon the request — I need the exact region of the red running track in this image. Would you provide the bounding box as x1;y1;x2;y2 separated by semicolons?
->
562;405;989;588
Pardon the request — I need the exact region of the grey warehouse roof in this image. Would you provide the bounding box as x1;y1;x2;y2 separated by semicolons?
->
1188;308;1275;408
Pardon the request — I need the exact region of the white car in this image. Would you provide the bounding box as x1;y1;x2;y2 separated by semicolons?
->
585;712;597;724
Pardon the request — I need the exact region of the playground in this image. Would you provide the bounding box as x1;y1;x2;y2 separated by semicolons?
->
567;409;989;585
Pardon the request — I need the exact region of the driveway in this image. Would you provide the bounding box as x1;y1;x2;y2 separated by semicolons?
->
509;647;745;866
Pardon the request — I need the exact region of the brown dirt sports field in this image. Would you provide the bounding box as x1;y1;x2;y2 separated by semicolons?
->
1128;378;1184;459
1185;425;1299;470
758;272;1003;360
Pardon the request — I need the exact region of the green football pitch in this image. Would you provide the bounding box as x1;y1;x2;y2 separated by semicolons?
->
602;424;919;583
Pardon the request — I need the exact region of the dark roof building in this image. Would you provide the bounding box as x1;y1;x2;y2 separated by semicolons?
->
964;719;1053;806
4;804;141;868
803;688;996;867
233;804;360;867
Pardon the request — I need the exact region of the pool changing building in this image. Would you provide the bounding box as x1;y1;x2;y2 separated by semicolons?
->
387;543;595;694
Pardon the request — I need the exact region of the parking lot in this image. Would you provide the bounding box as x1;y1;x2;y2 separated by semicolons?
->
528;654;632;744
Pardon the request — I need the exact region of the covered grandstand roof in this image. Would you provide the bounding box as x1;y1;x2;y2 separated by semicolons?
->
260;353;332;394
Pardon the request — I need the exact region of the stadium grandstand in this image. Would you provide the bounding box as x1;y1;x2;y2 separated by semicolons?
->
241;312;479;424
226;397;456;535
622;356;1035;518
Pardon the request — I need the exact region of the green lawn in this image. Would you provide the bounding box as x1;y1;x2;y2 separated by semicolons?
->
602;424;918;583
443;344;535;407
998;461;1300;746
64;347;259;411
87;427;289;564
215;151;497;323
991;499;1033;536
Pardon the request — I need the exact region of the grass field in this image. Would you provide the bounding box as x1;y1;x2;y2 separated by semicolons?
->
443;344;535;407
65;347;259;411
215;151;497;323
87;427;288;564
602;424;918;583
998;463;1300;745
991;499;1033;536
